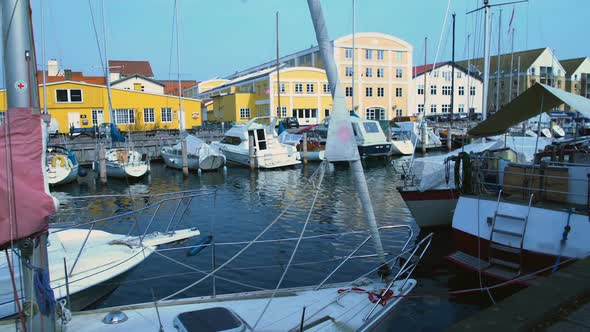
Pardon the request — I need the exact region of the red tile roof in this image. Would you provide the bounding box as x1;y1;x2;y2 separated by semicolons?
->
412;62;450;77
160;80;200;96
36;71;106;85
108;60;154;77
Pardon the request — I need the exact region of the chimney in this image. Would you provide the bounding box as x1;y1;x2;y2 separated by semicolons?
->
64;69;72;80
48;59;58;76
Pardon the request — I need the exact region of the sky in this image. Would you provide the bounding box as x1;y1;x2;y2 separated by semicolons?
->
3;0;589;83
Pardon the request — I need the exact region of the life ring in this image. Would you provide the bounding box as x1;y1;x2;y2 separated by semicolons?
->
191;112;199;119
51;155;67;168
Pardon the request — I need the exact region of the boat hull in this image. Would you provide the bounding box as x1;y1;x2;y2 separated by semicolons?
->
48;164;79;186
299;150;325;161
358;143;392;158
390;139;414;155
219;146;300;169
161;151;200;170
399;189;459;228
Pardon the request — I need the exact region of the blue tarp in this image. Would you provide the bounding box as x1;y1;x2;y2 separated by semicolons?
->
110;123;126;142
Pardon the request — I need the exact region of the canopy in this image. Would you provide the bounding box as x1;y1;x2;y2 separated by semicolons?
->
469;83;590;137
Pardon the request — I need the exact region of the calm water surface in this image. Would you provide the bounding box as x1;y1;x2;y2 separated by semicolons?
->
52;158;519;331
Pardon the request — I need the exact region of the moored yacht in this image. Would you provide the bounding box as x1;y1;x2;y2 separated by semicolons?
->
46;145;80;186
161;134;225;172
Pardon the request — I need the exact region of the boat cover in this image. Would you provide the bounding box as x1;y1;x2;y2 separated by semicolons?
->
469;83;590;137
174;134;221;160
277;132;303;146
0;109;56;249
413;136;553;192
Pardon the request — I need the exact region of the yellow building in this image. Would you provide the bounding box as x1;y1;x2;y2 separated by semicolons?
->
0;80;202;132
193;32;413;123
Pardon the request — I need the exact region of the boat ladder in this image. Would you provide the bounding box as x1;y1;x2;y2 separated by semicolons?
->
486;190;534;276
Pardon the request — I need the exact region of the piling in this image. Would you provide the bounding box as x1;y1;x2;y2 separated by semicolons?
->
181;139;189;177
447;123;452;151
302;133;308;164
99;144;107;183
249;139;256;170
421;123;427;154
386;125;392;142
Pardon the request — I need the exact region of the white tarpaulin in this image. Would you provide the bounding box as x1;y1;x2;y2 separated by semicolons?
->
277;132;303;146
174;135;220;160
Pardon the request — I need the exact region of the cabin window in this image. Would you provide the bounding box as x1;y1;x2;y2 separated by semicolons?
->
220;136;241;145
144;108;155;123
363;122;380;133
161;107;172;122
56;89;83;103
239;108;251;119
113;109;135;124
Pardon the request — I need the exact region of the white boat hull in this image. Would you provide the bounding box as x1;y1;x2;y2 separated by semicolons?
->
47;163;78;186
390;139;414;155
218;145;300;169
161;151;200;170
106;161;149;178
299;150;325;161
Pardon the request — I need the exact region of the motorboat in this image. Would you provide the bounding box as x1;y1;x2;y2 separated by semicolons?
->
161;134;225;172
46;145;79;186
212;116;300;169
350;117;392;158
391;121;442;151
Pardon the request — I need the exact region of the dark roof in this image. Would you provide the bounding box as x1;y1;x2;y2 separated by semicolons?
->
159;80;200;96
110;74;165;87
456;47;547;76
560;57;588;77
412;61;482;80
108;60;154;77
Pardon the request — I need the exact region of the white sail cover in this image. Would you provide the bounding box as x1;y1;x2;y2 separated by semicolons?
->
413;137;553;192
174;135;219;160
277;132;303;146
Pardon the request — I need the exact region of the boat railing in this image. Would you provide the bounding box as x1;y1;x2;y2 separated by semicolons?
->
50;190;213;277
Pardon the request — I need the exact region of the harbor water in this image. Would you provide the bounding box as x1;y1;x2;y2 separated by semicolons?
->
51;159;521;330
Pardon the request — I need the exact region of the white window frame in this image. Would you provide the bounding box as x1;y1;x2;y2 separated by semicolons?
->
442;104;450;113
161;107;173;123
470;86;476;96
113;109;135;125
306;83;315;94
366;67;373;77
323;84;330;94
458;86;465;96
143;108;155;123
417;85;424;95
377;68;384;78
377;49;384;60
240;108;251;119
295;83;303;93
395;51;403;62
365;108;375;120
457;71;462;78
55;88;83;103
276;106;287;118
431;85;437;95
365;87;373;97
395;87;402;97
442;86;452;96
365;49;373;60
396;109;403;117
279;83;286;93
418;104;424;113
458;104;465;113
345;66;353;77
91;109;104;126
430;104;437;113
345;48;353;59
377;87;384;97
395;68;403;78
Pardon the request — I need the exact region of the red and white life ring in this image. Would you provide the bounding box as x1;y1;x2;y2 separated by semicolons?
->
191;112;199;119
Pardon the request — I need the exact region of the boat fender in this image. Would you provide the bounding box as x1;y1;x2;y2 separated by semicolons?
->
187;235;213;256
51;155;67;167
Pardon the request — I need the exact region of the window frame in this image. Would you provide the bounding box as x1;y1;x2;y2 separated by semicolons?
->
306;83;315;94
161;107;173;123
395;68;403;78
377;49;384;60
377;68;384;78
430;85;437;95
395;87;402;97
365;87;373;97
55;88;84;103
295;83;303;93
377;87;384;97
91;109;104;126
365;49;373;60
345;48;353;59
143;108;155;123
113;108;135;125
345;87;353;97
366;67;373;77
239;107;251;119
417;85;424;95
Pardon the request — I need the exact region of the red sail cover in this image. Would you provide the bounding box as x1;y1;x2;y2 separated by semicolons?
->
0;108;55;249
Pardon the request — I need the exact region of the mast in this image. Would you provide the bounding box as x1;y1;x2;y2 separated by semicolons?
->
41;0;48;115
509;28;515;100
276;11;281;119
306;0;389;276
482;0;491;120
175;0;184;131
467;34;471;115
495;9;502;113
351;0;355;115
450;13;455;124
101;0;114;130
1;0;55;330
423;37;427;114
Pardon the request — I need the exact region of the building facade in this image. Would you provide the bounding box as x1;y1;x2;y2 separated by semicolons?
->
411;62;483;117
190;32;413;122
111;74;165;94
0;81;202;132
561;57;590;100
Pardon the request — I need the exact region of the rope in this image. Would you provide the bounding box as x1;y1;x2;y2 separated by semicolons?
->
18;255;56;317
5;250;26;332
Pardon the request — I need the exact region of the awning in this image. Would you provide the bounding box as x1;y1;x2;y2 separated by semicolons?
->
469;83;590;137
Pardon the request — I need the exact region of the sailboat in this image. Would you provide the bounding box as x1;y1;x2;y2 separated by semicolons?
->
0;1;200;327
14;1;431;331
46;145;80;186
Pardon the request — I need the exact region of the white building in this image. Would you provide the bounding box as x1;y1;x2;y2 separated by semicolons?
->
411;62;483;117
111;74;165;94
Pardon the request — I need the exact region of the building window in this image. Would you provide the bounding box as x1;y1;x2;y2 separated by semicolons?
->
276;106;287;118
295;83;303;93
574;74;578;80
366;67;373;77
457;71;462;78
558;80;562;88
430;85;437;95
377;68;384;78
430;104;437;113
279;83;286;93
345;48;353;59
306;83;315;94
396;109;403;117
56;89;83;103
395;51;403;62
396;87;402;97
377;87;384;97
365;108;375;120
458;104;465;113
443;71;452;81
91;109;104;126
442;86;452;95
323;84;330;94
345;87;353;97
143;108;154;123
469;86;476;96
377;50;384;60
365;49;373;60
114;109;135;125
395;68;403;78
366;87;373;97
345;66;353;77
531;68;535;75
240;108;251;119
417;85;424;95
458;86;465;95
324;109;330;117
418;104;424;113
293;109;317;119
442;104;450;113
161;107;172;122
433;71;439;78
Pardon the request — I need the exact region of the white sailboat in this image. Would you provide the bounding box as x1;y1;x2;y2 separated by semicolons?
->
46;145;80;186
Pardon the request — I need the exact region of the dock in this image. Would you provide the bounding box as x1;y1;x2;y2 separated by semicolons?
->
448;257;590;331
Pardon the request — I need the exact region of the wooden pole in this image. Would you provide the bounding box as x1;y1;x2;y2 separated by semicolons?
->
302;133;308;164
99;144;107;183
447;123;452;151
249;139;256;170
181;139;188;177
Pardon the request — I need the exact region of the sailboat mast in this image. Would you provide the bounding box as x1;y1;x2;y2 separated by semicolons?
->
276;11;281;119
175;0;184;131
482;0;491;120
495;9;502;113
509;28;515;100
352;0;355;115
306;0;389;276
41;0;48;115
101;0;114;127
1;0;55;330
450;13;455;123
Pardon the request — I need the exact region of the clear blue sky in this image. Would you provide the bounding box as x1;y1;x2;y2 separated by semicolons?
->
6;0;590;82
